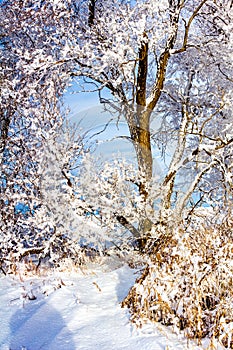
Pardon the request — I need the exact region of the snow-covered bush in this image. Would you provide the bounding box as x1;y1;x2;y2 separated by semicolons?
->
0;115;143;275
123;210;233;348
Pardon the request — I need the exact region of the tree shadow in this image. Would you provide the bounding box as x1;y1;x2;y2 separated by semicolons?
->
9;298;76;350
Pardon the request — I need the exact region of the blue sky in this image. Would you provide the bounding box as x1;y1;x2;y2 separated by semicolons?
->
63;84;173;178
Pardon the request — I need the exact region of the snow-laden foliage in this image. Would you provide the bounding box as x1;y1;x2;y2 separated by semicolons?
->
123;211;233;348
0;1;77;272
1;0;232;255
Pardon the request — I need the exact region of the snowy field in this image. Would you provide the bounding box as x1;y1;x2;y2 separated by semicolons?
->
0;261;219;350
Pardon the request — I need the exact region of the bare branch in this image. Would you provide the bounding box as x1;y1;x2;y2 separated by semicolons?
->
147;2;183;112
115;214;141;238
176;161;217;216
136;33;148;107
88;0;96;27
172;0;209;54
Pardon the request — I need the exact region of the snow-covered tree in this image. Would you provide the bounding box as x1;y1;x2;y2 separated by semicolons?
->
0;0;79;271
72;0;233;251
1;0;232;256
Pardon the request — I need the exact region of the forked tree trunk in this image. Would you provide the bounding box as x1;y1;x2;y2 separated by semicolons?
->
128;33;154;249
129;112;154;250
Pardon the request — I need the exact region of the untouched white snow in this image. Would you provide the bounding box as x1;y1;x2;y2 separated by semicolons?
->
0;262;211;350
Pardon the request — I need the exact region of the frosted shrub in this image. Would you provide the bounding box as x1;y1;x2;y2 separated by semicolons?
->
123;214;233;348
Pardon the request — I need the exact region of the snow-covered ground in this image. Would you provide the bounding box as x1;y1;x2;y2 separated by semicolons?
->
0;261;213;350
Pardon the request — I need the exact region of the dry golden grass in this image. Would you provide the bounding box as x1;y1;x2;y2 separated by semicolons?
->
123;215;233;348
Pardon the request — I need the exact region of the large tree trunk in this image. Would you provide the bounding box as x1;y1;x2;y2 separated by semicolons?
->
127;34;154;249
129;111;153;249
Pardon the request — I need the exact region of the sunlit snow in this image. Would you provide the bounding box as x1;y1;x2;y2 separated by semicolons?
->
0;263;207;350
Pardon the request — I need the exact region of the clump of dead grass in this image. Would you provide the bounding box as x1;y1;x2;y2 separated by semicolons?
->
123;215;233;348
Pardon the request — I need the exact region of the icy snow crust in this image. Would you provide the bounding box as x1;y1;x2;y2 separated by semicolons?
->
0;264;208;350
